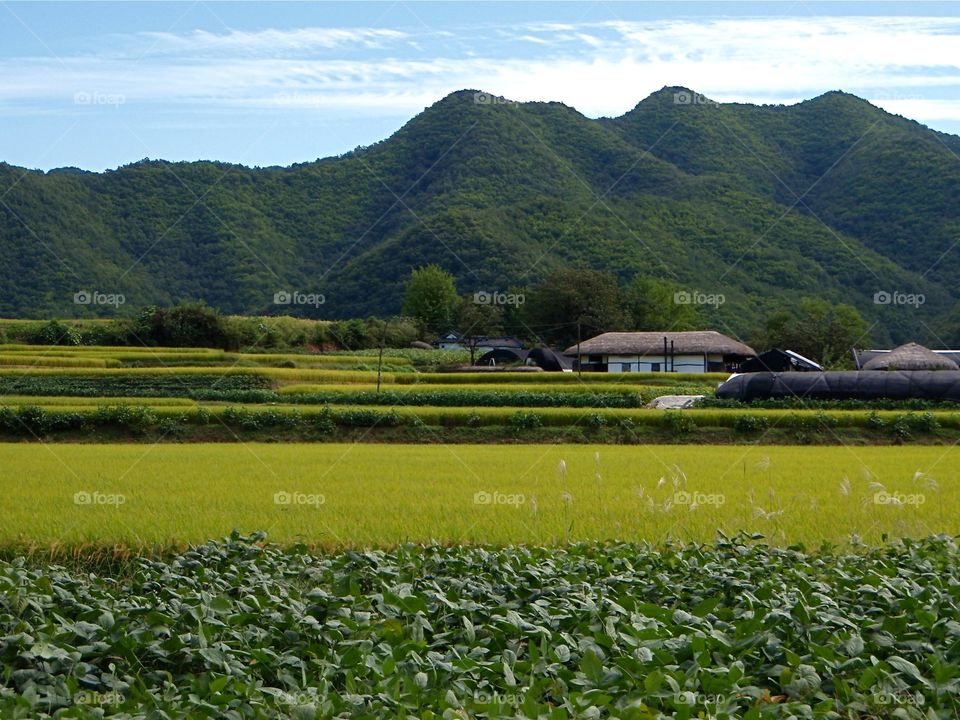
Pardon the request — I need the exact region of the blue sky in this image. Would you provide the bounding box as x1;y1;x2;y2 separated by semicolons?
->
3;1;960;171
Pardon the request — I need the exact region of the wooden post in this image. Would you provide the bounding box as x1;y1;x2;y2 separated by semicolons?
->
376;319;389;393
577;321;582;378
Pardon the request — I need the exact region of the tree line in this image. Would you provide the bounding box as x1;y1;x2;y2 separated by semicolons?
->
401;265;868;367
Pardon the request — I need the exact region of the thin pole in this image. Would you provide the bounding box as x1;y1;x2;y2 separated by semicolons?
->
376;319;389;393
577;321;582;378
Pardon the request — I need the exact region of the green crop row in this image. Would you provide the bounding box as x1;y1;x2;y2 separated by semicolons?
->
2;403;957;437
5;534;960;717
395;370;729;385
0;354;122;368
0;372;273;398
277;382;713;396
0;395;196;407
193;388;649;408
0;344;219;354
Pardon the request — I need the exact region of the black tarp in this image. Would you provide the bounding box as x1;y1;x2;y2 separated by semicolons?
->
740;349;820;373
527;347;574;372
475;349;526;366
475;347;573;371
716;371;960;402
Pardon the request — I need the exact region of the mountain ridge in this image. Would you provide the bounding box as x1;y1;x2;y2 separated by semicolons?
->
1;87;958;345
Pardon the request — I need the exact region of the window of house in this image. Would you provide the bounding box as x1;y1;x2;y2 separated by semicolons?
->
621;363;632;372
650;362;661;372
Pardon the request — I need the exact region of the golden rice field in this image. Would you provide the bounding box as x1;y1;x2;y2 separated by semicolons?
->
1;443;954;551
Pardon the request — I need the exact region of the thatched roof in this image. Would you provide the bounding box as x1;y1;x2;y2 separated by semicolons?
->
862;342;960;371
564;331;755;357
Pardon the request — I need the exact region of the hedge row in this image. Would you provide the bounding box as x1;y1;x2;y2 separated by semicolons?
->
0;373;273;397
191;388;649;408
1;404;956;437
395;371;729;385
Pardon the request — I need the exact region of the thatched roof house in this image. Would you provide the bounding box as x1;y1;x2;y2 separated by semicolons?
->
564;331;755;374
862;342;959;371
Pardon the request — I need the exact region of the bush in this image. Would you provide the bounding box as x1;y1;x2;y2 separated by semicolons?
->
507;411;543;430
312;407;336;434
660;410;695;435
733;414;771;434
134;303;229;348
30;320;81;346
585;413;608;429
335;408;401;427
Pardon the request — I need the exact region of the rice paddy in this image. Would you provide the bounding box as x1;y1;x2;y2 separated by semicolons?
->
1;443;954;552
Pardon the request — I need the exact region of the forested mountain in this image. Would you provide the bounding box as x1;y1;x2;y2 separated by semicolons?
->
2;87;959;343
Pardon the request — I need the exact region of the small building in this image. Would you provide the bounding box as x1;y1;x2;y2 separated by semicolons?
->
432;332;524;353
564;331;756;373
860;343;959;371
740;349;823;373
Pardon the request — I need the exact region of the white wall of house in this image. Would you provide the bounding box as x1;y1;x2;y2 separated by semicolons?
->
603;353;719;373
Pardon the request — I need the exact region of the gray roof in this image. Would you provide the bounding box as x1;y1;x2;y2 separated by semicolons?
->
855;347;960;368
862;343;960;371
564;331;756;357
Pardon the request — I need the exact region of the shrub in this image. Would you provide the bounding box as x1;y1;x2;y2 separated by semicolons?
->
311;407;336;434
30;320;81;346
660;410;695;435
134;303;229;348
585;413;608;429
733;414;770;434
507;411;543;430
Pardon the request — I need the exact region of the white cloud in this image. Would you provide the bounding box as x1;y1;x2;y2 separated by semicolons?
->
136;26;410;55
3;15;960;132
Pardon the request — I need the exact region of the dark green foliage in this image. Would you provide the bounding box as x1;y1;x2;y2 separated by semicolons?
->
283;389;647;408
507;410;543;430
0;372;271;397
733;414;771;434
755;298;868;367
523;268;630;348
401;265;459;336
3;533;959;718
2;89;958;345
661;410;695;435
133;303;229;348
29;320;82;346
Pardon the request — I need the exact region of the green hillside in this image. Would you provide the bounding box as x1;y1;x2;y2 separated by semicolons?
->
2;87;958;343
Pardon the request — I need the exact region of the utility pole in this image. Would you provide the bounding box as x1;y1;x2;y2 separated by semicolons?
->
376;318;390;393
577;320;582;379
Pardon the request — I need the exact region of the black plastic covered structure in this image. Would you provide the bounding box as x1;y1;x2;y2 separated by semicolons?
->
716;371;960;402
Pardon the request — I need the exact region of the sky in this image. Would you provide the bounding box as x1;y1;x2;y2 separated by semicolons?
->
2;1;960;171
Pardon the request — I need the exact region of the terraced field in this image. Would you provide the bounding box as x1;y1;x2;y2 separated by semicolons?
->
3;342;960;719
